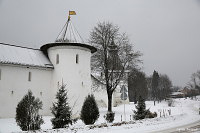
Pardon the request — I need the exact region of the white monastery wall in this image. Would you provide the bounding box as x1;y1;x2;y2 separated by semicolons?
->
91;76;107;107
0;43;101;118
0;64;52;118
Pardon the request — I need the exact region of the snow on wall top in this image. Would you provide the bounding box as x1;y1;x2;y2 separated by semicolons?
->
0;43;53;68
171;92;184;95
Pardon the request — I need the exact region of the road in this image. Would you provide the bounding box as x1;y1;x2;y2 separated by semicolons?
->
153;97;200;133
153;120;200;133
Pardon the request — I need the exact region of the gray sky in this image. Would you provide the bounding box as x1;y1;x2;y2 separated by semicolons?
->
0;0;200;87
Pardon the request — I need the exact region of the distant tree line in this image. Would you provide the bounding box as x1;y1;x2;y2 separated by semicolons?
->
128;69;172;104
128;68;148;104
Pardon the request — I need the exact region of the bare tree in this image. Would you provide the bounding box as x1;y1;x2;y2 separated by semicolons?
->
187;70;200;93
158;74;172;100
172;86;181;92
89;21;141;112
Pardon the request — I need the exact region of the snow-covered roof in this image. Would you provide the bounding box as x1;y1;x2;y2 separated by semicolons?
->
0;43;53;68
171;92;184;96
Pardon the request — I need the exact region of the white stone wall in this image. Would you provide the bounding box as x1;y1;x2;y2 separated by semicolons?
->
91;76;107;108
0;64;52;118
91;76;125;108
0;45;93;118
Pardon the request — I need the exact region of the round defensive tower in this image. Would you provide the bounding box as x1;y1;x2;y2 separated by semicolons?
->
41;42;96;117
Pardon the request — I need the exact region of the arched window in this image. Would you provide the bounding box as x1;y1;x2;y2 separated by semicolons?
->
76;54;79;64
56;54;59;64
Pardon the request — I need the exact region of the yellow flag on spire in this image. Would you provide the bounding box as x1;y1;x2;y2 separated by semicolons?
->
69;11;76;15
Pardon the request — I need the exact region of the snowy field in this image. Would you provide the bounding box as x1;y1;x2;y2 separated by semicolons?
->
0;96;200;133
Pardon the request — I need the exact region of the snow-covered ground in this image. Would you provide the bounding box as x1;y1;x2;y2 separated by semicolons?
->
0;96;200;133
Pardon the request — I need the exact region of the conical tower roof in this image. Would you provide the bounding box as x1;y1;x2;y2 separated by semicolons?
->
40;11;97;56
55;11;84;43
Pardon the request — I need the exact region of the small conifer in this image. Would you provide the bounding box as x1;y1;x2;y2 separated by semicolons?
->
80;94;99;125
133;96;146;120
51;84;72;129
16;90;44;131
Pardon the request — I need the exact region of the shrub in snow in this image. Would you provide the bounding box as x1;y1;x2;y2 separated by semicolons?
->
51;84;72;129
145;109;157;118
167;98;174;107
80;94;99;125
104;111;115;123
72;117;79;124
133;96;157;120
16;90;44;131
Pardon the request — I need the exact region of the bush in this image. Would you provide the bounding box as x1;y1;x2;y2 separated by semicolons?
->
167;98;174;107
80;94;99;125
51;84;72;129
145;109;157;118
104;111;115;123
133;96;157;120
16;90;44;131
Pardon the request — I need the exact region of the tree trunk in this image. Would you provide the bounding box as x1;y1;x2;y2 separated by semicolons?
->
107;91;113;112
134;93;137;104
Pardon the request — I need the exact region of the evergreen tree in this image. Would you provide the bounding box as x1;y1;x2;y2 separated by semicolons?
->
80;94;99;125
151;70;159;104
16;90;44;131
133;96;146;120
128;68;148;103
51;84;72;129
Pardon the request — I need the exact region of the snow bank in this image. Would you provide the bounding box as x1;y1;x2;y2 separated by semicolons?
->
0;96;200;133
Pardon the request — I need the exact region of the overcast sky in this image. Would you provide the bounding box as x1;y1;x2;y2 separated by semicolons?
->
0;0;200;87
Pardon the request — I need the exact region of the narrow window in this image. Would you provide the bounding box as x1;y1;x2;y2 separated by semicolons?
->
0;69;1;80
28;72;31;81
56;54;59;64
40;92;42;96
76;54;79;64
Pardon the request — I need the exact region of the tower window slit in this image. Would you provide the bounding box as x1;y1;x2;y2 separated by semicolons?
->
76;54;79;64
28;72;32;81
56;54;59;64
